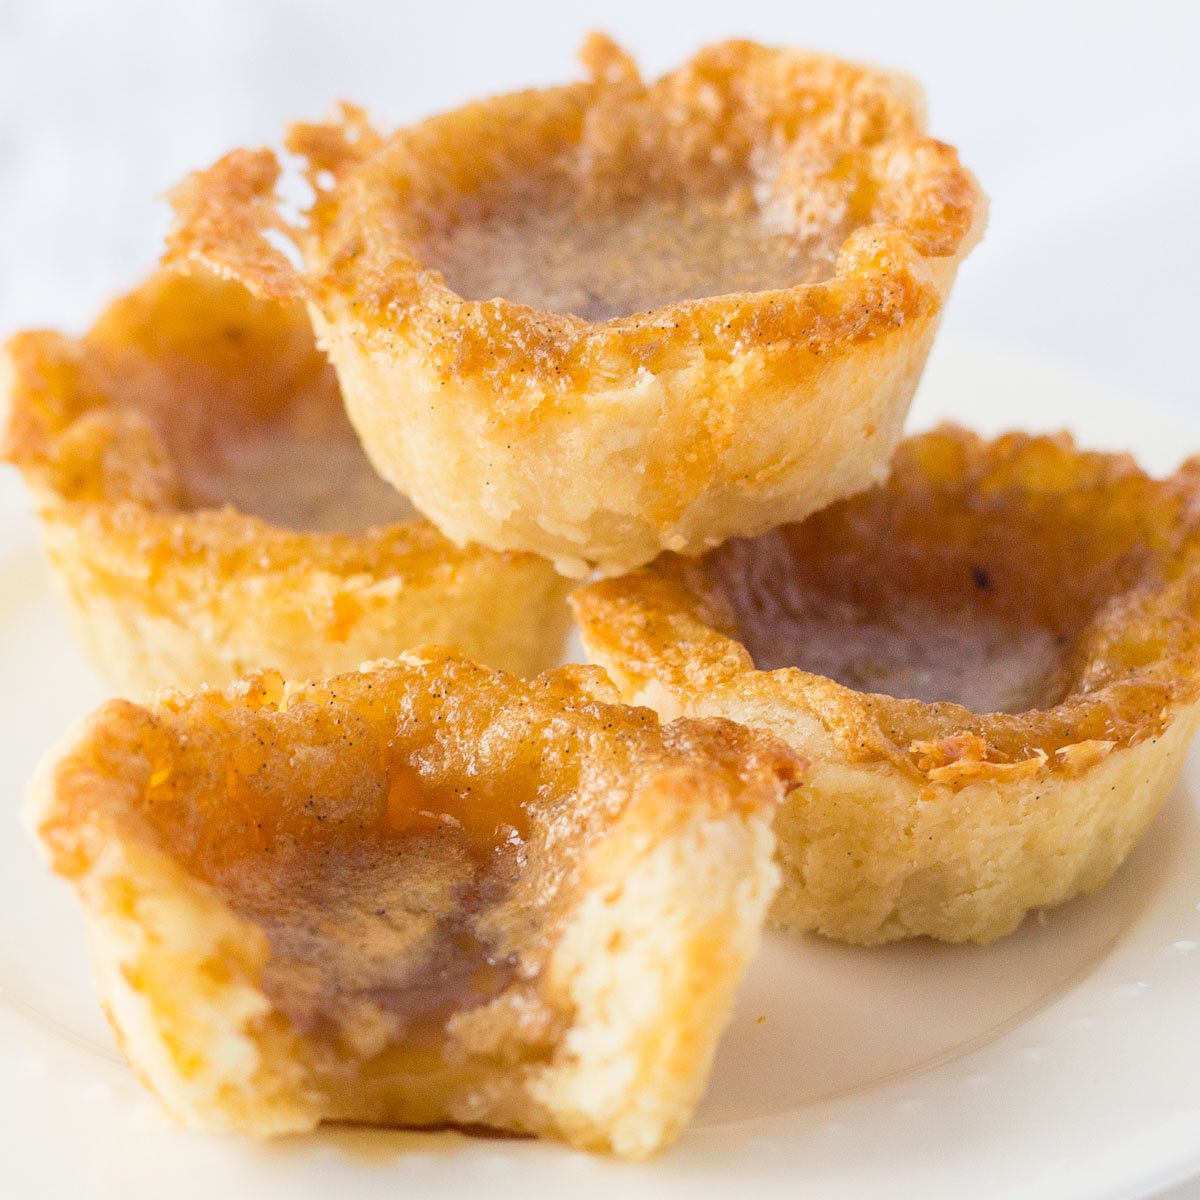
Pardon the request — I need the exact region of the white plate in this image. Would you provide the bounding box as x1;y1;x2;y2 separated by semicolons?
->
3;334;1200;1200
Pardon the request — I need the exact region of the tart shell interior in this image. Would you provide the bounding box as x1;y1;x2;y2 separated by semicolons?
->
54;270;414;533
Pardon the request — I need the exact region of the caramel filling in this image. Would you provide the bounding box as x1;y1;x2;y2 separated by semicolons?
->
713;530;1075;716
125;698;572;1117
224;835;517;1046
218;823;547;1123
732;583;1066;714
174;376;415;535
420;189;840;322
97;275;414;534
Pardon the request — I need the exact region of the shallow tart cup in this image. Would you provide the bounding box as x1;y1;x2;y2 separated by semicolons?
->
572;427;1200;945
165;35;985;575
2;271;571;693
27;649;798;1157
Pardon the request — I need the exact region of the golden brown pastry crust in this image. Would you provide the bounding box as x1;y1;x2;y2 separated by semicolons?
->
572;428;1200;943
27;650;799;1156
164;37;985;575
2;271;571;692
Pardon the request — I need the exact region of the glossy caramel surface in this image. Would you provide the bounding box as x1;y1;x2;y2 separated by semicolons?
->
715;530;1070;715
711;429;1199;715
87;272;412;533
421;189;841;322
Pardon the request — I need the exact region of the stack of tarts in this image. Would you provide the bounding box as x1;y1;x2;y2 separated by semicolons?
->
6;36;1200;1159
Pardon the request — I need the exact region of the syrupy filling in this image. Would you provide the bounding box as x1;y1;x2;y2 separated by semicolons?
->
711;528;1077;716
132;694;574;1116
222;834;520;1053
173;376;416;535
418;186;843;322
101;274;414;535
211;824;550;1123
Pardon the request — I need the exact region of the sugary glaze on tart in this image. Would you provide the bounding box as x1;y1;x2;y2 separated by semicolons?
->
164;36;986;575
419;191;841;323
86;271;412;534
713;516;1068;717
411;37;854;321
30;651;797;1155
2;272;572;691
571;428;1200;944
727;551;1064;716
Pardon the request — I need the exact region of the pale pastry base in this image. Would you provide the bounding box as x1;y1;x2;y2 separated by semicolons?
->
38;505;572;695
627;677;1200;945
317;303;942;577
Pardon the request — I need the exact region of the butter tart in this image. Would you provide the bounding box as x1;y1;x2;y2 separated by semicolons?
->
2;271;571;693
27;650;797;1156
164;35;985;575
572;428;1200;944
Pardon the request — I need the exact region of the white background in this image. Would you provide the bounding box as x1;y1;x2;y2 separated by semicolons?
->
1;1;1198;1195
1;0;1198;418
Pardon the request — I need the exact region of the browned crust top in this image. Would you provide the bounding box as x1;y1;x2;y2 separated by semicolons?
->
37;648;802;886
